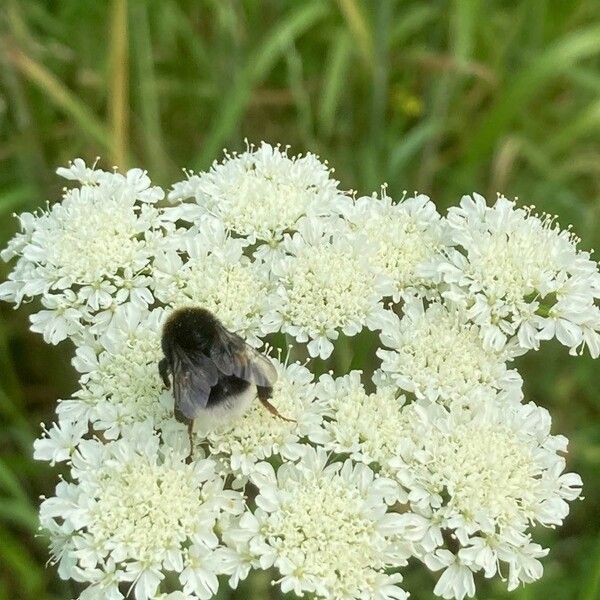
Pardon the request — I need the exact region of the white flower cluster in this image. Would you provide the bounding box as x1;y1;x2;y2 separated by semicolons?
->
377;298;523;407
0;160;166;344
151;218;275;346
39;423;243;600
224;448;411;600
2;145;594;600
268;217;392;357
430;193;600;355
167;141;343;246
391;399;582;598
339;191;445;302
59;305;172;440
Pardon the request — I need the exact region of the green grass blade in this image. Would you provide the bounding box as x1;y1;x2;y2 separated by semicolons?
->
0;10;49;193
567;66;600;94
0;457;29;502
108;0;129;167
335;0;373;66
193;1;330;167
318;28;352;136
0;499;38;533
166;0;211;70
546;99;600;156
390;4;437;45
129;0;170;179
8;47;111;152
388;119;442;175
286;43;315;147
452;0;480;63
461;25;600;181
361;0;392;189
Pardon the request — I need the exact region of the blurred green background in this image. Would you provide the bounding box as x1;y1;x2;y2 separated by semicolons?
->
0;1;599;599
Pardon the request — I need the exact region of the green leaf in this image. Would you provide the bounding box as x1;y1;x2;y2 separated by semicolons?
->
9;48;111;152
319;29;352;135
0;498;39;533
461;25;600;182
0;457;29;501
193;1;330;167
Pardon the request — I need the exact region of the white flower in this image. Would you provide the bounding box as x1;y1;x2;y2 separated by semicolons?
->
197;360;324;477
377;298;523;406
23;172;160;286
431;193;600;356
39;422;243;600
33;418;89;465
425;551;475;600
152;216;275;346
29;290;87;344
227;448;412;600
499;541;549;591
167;141;344;250
268;216;393;358
0;160;166;343
390;396;582;597
55;157;105;185
57;305;172;438
213;541;254;591
179;544;220;599
340;191;445;301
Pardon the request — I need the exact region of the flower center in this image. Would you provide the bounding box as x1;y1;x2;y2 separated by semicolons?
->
41;188;145;284
424;422;539;531
89;457;203;562
282;245;377;333
265;475;387;596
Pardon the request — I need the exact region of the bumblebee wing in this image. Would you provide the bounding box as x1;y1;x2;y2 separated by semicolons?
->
172;346;219;419
210;327;278;387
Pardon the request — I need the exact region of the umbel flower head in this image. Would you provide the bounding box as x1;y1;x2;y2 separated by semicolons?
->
151;216;275;346
315;370;411;489
0;147;593;600
224;447;411;600
390;396;582;599
430;193;600;356
339;191;445;302
377;298;523;406
57;305;172;439
167;141;345;250
268;216;393;358
0;159;166;344
39;422;244;600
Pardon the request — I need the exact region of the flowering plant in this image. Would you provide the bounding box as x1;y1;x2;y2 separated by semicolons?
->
2;142;595;600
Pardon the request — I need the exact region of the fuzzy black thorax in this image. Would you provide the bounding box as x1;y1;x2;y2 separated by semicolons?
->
161;306;220;354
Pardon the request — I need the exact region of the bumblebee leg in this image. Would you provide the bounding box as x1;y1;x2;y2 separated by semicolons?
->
257;385;295;422
158;358;171;389
186;420;194;464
